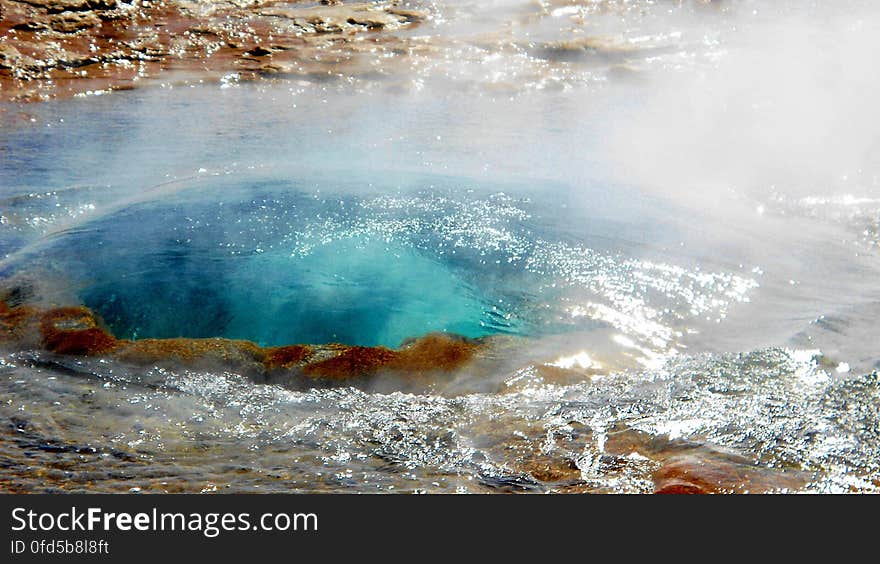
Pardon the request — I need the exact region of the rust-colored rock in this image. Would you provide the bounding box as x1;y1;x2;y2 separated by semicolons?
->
652;455;733;494
115;337;264;366
43;326;118;355
1;294;484;384
653;482;710;494
264;345;314;370
391;333;478;372
302;345;399;380
652;453;808;494
300;333;480;379
0;300;38;342
39;306;119;355
596;425;810;494
48;12;102;33
0;0;429;102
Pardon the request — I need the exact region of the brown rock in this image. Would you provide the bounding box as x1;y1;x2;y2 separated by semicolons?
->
0;0;430;102
1;296;484;385
654;482;710;494
0;301;39;341
390;333;478;372
523;457;582;483
115;337;263;366
19;0;117;14
264;345;313;369
39;307;119;355
652;453;808;494
0;43;28;70
48;12;101;33
10;21;50;33
302;345;398;380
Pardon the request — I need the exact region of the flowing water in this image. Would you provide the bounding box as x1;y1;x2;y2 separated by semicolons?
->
1;0;879;493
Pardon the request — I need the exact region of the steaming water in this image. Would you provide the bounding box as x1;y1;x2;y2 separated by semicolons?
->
1;0;879;492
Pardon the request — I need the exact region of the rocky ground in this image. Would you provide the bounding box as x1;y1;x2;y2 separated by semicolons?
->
0;0;725;102
0;0;434;102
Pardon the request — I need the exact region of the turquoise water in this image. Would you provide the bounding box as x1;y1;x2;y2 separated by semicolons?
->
221;238;494;347
14;177;536;347
6;166;752;353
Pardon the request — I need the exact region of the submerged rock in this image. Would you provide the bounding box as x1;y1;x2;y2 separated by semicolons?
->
652;452;809;494
529;37;640;63
393;333;480;372
39;306;119;355
114;337;265;368
600;426;809;494
302;345;400;380
0;296;484;386
264;344;314;370
298;333;480;380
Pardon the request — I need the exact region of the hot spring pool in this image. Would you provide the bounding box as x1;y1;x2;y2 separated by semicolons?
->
2;1;880;493
37;181;526;348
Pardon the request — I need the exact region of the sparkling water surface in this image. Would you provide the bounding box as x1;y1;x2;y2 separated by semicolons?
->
1;0;879;493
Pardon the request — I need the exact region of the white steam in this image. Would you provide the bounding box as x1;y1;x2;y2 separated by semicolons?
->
604;2;880;208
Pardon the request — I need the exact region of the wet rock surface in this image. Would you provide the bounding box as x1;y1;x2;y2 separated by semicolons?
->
1;295;486;387
0;0;731;102
0;0;430;101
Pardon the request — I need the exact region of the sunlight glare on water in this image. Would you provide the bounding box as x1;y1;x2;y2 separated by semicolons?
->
1;0;879;494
